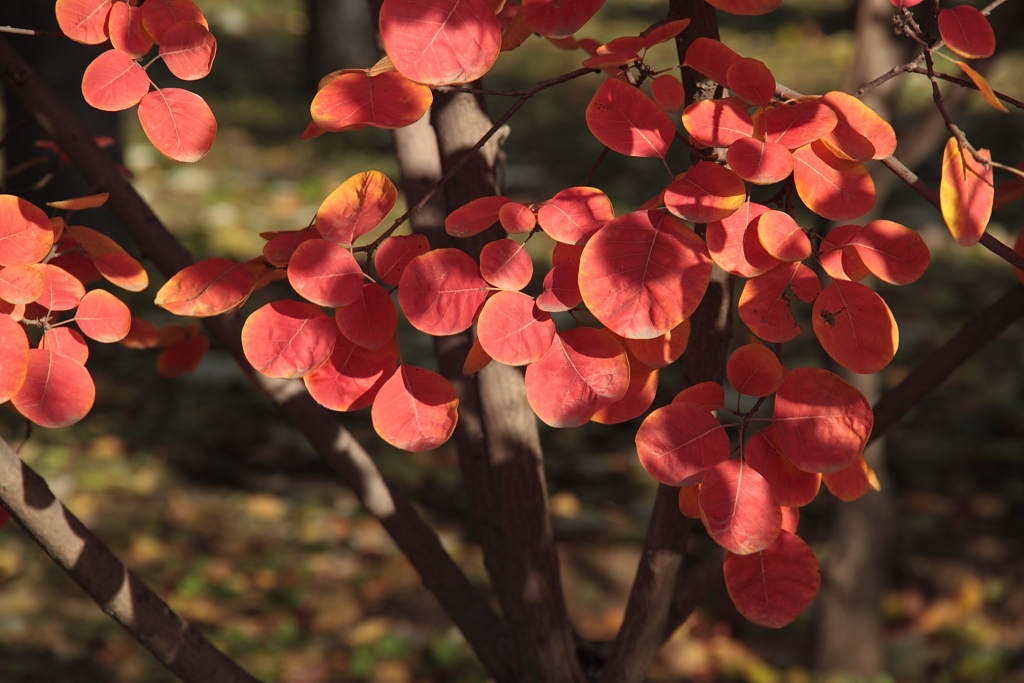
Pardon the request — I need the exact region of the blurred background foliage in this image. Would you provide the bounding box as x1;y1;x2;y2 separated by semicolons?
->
1;0;1024;681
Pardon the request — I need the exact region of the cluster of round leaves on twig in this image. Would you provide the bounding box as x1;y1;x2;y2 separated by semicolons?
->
57;0;218;162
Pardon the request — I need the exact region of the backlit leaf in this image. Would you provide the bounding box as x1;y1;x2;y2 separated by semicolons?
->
479;239;533;291
371;365;459;451
725;57;775;106
793;141;875;221
41;327;90;365
286;239;364;307
156;332;209;377
155;258;255;317
937;5;995;60
0;315;29;403
445;195;510;238
477;290;555;366
75;289;131;342
638;18;691;48
817;224;870;282
940;138;993;247
664;162;746;224
954;60;1008;113
241;300;337;378
317;171;397;245
755;210;811;262
375;234;430;285
678;485;701;519
706;202;780;278
140;0;207;43
586;78;675;159
724;531;819;628
55;0;113;44
46;193;109;211
705;0;781;15
820;91;897;161
681;99;753;148
672;381;725;410
305;332;398;411
726;137;793;185
262;228;316;267
0;195;55;266
380;0;501;85
521;0;605;38
635;401;729;485
498;202;537;234
36;264;86;311
682;37;740;87
334;283;397;350
537;186;614;245
81;48;150;112
726;341;783;397
525;327;628;427
107;2;152;58
138;88;217;162
537;253;583;312
579;210;712;339
311;70;432;131
772;367;872;473
812;280;898;374
626;320;689;368
846;219;930;285
591;346;658;424
651;74;685;112
462;336;491;375
159;21;217;81
822;454;880;501
738;262;820;343
0;264;44;304
744;427;820;508
761;102;838;149
64;224;149;291
118;317;160;350
699;459;781;555
398;248;490;335
11;349;95;428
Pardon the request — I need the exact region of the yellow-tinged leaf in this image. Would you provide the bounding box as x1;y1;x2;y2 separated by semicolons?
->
940;138;993;247
46;192;110;211
954;61;1008;113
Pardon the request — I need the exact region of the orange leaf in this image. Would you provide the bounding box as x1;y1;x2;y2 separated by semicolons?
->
138;88;217;162
793;141;875;221
445;195;510;238
311;71;432;131
41;327;90;364
479;238;533;290
940;138;993;247
761;102;837;149
664;162;746;224
626;320;690;369
817;223;870;282
0;314;29;403
682;99;753;148
140;0;208;43
64;224;149;291
498;202;537;234
371;365;459;451
0;195;55;266
0;264;44;304
846;219;930;285
954;60;1008;113
476;290;555;366
591;345;658;424
822;454;880;502
537;187;614;245
74;289;131;342
462;336;492;375
586;78;675;160
107;3;153;59
119;317;161;350
46;192;109;211
725;57;775;106
36;264;86;311
159;21;217;81
726;137;793;186
11;349;95;428
155;258;256;317
286;239;363;307
726;341;783;397
682;37;740;87
706;202;780;278
56;0;113;44
738;262;820;343
812;280;898;375
820;91;897;161
671;381;725;410
754;210;811;262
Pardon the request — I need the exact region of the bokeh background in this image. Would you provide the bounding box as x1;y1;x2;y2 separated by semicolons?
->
2;0;1024;681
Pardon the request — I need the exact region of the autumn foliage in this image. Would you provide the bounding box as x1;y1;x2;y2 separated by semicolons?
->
2;0;1018;637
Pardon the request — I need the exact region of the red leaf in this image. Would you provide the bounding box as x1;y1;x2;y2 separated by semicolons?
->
761;101;838;149
726;341;783;397
725;57;775;106
537;248;583;313
822;454;881;501
371;365;459;451
681;99;753;148
706;202;780;278
672;381;725;410
705;0;781;15
155;258;256;317
81;49;150;112
305;331;398;411
108;3;153;59
156;333;209;377
812;280;898;374
586;78;675;159
137;88;217;162
380;0;501;85
41;327;90;365
445;196;510;238
476;290;556;366
744;427;820;507
537;186;614;245
241;300;337;378
118;317;161;350
0;314;29;403
682;37;740;87
820;91;896;161
140;0;208;43
726;137;793;185
591;346;658;424
0;264;43;305
724;531;820;628
793;141;875;221
579;210;712;339
286;239;364;307
262;228;316;267
754;210;811;262
699;459;782;555
479;239;533;290
524;327;629;427
499;202;537;234
0;195;55;266
64;225;149;291
521;0;605;38
938;5;995;60
817;223;870;282
651;75;685;112
738;262;820;343
626;320;689;369
334;283;398;350
375;234;430;286
398;248;490;335
940;138;993;247
311;71;432;131
635;402;729;485
772;367;872;473
638;18;691;48
75;289;131;342
159;21;217;81
846;219;930;285
11;349;95;428
664;162;746;224
56;0;113;44
36;264;86;311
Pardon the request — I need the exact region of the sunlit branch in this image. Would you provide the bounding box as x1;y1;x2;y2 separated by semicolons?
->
904;64;1024;110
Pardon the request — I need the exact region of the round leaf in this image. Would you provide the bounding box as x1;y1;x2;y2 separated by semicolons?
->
398;249;489;336
635;402;729;486
672;381;725;410
726;137;793;185
754;210;811;262
761;102;838;149
586;78;675;159
812;280;898;374
664;162;746;224
726;342;783;397
159;21;217;81
938;5;995;60
11;349;95;428
287;239;364;308
155;258;256;317
479;239;533;291
0;264;44;305
375;234;430;286
521;0;606;38
846;219;930;285
820;91;896;161
706;202;780;278
317;171;398;245
108;3;153;59
241;300;337;378
699;459;782;555
793;141;875;221
305;332;398;411
591;346;658;424
724;531;820;628
445;196;510;239
140;0;207;43
311;71;432;131
626;320;689;369
36;264;86;311
138;88;217;162
0;195;55;266
41;327;90;365
81;49;150;112
371;365;459;451
744;427;820;508
334;283;398;350
537;187;614;245
738;262;820;343
725;57;775;106
75;289;131;342
0;314;29;403
476;290;556;366
56;0;113;44
681;99;753;148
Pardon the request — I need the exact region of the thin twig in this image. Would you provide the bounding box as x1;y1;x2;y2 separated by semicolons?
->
0;25;64;38
904;64;1024;110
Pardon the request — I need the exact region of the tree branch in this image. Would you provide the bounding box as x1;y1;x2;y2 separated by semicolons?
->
0;34;513;681
0;435;264;683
